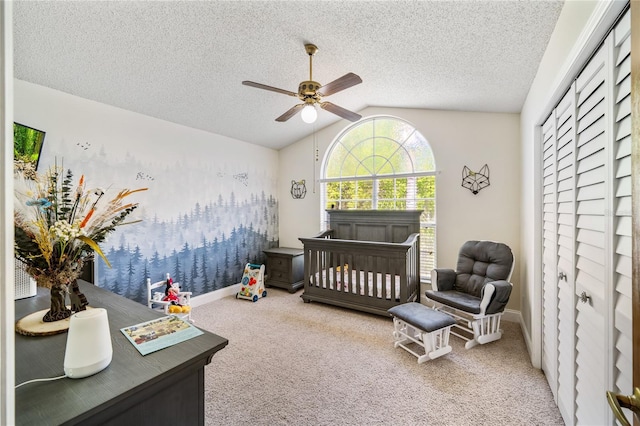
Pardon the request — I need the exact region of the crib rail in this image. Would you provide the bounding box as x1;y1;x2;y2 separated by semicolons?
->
298;233;420;316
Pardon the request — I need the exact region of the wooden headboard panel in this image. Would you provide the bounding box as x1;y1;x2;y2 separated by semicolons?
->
326;210;421;243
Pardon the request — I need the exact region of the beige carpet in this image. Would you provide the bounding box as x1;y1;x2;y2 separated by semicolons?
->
194;289;563;426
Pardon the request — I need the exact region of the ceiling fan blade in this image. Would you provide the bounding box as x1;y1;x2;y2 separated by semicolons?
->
320;102;361;122
275;104;305;122
317;73;362;97
242;81;298;97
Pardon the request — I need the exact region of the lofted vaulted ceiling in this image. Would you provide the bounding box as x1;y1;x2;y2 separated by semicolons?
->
13;1;564;150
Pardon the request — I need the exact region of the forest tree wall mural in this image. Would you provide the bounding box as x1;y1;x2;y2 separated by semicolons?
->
15;80;280;306
96;190;279;304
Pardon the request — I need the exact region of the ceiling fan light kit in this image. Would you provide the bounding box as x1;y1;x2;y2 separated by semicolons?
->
242;43;362;123
301;103;317;123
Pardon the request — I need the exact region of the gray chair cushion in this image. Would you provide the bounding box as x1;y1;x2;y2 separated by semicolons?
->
388;302;456;332
425;290;482;314
454;241;513;298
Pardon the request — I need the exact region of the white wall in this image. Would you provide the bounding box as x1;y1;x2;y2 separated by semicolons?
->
278;106;522;311
519;0;627;366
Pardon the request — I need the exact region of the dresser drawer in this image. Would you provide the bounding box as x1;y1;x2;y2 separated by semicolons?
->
268;268;291;282
268;256;290;273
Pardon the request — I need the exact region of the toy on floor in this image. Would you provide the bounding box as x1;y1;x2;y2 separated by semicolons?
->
163;278;190;313
236;263;266;302
147;273;193;322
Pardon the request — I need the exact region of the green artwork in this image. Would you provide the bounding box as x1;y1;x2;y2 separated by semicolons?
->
14;123;45;176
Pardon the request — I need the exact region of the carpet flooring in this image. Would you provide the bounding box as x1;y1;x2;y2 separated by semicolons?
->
193;289;563;426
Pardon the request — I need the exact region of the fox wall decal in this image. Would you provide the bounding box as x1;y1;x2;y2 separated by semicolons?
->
461;164;490;195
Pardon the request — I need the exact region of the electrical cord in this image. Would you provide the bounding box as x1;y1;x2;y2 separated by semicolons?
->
15;374;68;388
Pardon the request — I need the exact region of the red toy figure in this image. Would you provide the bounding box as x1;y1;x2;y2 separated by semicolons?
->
163;276;181;305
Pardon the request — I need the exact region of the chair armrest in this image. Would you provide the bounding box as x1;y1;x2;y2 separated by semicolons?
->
480;280;513;315
430;269;456;291
177;291;192;305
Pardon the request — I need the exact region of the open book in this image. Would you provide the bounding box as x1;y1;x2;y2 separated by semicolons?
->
120;315;203;356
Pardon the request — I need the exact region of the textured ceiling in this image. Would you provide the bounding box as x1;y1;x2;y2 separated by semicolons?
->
13;1;564;150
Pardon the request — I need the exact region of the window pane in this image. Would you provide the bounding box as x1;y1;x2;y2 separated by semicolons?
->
378;178;395;199
325;144;348;178
340;181;355;201
404;133;436;172
340;153;361;178
416;176;435;198
343;200;357;209
377;200;396;209
339;120;374;151
374;117;414;142
387;147;413;175
326;182;341;204
395;178;407;198
356;154;377;176
355;180;373;199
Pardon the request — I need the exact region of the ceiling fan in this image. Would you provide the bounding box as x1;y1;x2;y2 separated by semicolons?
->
242;43;363;124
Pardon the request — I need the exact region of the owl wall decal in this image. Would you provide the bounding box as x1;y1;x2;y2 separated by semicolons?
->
461;164;490;195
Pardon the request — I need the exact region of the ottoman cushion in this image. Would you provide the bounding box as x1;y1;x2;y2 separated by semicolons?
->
388;303;455;333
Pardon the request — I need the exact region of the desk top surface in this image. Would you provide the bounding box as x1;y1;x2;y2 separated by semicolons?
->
15;280;228;425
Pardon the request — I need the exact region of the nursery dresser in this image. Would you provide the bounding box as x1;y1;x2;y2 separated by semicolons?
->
263;247;305;293
15;280;228;425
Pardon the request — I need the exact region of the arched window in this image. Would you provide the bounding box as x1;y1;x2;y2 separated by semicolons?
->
321;115;436;276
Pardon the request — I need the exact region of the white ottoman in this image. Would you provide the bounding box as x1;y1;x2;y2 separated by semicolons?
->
388;302;456;363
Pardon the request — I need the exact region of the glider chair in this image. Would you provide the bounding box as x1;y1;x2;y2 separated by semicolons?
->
425;240;514;349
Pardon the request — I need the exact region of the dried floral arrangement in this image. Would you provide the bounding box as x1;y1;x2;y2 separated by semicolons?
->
14;164;147;321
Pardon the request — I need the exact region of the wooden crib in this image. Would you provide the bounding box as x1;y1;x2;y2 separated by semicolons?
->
298;210;421;316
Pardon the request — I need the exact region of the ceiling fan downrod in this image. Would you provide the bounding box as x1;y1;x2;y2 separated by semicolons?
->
298;44;320;102
305;44;318;81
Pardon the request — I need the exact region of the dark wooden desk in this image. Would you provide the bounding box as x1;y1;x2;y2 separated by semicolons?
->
15;281;228;425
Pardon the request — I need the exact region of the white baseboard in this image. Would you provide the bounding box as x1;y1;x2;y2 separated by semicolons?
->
502;308;521;323
191;283;240;307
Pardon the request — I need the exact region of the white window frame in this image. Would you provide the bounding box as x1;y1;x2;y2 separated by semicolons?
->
319;115;436;279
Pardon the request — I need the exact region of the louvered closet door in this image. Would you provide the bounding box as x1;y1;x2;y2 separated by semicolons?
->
540;88;577;425
539;9;632;425
554;89;576;424
574;38;609;426
610;10;633;411
541;114;558;402
573;11;633;424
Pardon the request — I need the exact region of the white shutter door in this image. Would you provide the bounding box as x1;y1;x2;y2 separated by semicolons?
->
610;9;633;410
574;40;609;425
554;89;576;424
541;113;558;401
539;9;633;424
